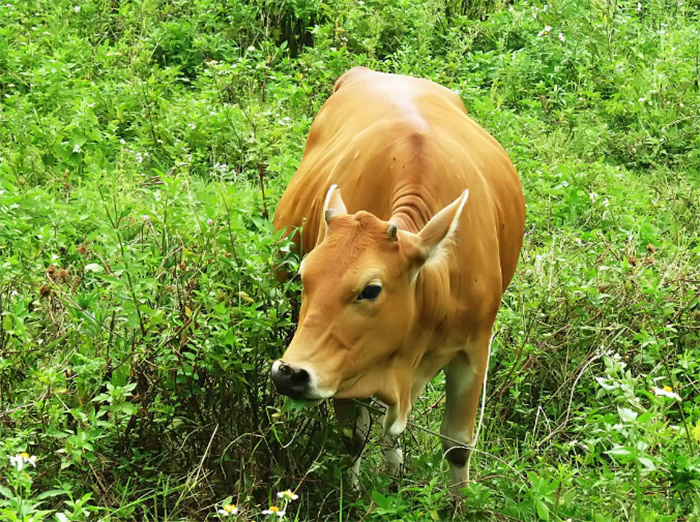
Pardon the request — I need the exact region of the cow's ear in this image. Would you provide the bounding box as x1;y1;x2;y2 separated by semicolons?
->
317;185;347;243
416;189;469;263
323;184;347;222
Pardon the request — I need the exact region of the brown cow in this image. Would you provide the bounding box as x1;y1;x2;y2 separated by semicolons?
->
271;67;525;492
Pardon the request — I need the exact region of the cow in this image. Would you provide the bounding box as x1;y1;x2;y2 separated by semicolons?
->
270;67;525;493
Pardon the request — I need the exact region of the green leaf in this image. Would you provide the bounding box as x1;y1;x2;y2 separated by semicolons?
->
607;447;632;456
618;407;638;423
371;490;391;509
84;263;104;273
637;457;656;471
34;489;68;501
0;485;15;500
536;499;550;521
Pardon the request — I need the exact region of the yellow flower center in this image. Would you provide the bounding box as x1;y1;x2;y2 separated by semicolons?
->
663;386;673;393
223;504;236;513
20;452;30;459
269;506;279;513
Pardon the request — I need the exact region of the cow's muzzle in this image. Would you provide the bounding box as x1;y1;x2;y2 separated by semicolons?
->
271;360;310;399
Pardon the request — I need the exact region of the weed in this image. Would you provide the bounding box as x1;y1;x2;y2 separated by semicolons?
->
1;0;698;520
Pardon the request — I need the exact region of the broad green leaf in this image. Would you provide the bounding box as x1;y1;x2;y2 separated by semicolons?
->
637;457;656;471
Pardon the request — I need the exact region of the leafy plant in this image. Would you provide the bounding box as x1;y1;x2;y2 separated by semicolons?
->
0;0;698;519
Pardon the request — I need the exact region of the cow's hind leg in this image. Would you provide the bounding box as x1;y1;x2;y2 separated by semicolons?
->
441;339;490;495
334;399;370;490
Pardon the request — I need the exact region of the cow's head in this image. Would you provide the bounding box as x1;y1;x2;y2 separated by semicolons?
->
271;185;468;403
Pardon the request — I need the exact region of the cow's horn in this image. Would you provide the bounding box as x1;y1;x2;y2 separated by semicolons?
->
387;221;398;241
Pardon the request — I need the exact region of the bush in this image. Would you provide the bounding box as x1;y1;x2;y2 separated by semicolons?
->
1;0;698;520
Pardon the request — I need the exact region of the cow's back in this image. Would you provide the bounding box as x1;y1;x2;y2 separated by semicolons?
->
274;68;525;329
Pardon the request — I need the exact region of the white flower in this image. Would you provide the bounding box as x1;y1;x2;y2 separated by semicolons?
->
9;455;21;470
217;503;238;516
652;386;681;401
73;144;80;153
636;2;642;11
262;506;286;518
278;116;291;125
589;192;598;202
10;453;37;471
358;0;365;4
74;5;80;13
558;32;566;42
603;198;609;208
277;489;299;501
537;25;553;37
247;45;255;51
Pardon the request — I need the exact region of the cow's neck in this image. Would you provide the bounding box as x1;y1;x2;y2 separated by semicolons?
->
389;184;435;233
387;181;460;332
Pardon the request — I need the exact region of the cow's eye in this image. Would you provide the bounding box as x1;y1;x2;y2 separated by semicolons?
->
357;284;382;301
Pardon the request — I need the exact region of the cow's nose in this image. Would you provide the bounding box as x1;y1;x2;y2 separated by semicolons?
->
271;361;310;399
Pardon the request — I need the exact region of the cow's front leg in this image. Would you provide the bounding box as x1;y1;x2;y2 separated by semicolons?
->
441;334;491;495
378;400;403;475
334;399;370;490
378;379;412;476
380;433;403;475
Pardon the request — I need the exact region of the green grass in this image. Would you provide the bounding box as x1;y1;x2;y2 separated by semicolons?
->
1;0;699;520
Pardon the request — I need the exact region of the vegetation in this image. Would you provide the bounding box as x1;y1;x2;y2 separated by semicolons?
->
1;0;699;520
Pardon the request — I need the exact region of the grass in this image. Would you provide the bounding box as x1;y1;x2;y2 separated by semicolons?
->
1;0;699;520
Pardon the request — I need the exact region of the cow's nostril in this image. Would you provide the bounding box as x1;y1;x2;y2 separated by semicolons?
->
291;368;309;387
271;362;310;399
